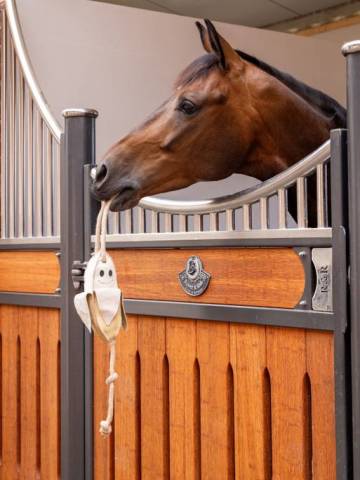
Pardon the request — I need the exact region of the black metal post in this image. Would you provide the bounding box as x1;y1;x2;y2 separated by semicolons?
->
61;108;98;480
331;129;350;479
343;40;360;478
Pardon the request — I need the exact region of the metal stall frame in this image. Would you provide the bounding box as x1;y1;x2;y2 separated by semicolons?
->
0;0;357;476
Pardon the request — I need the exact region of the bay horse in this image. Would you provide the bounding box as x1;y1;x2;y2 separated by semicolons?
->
93;19;346;226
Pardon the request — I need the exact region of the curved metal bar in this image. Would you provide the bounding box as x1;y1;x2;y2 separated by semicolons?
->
139;139;330;214
5;0;62;141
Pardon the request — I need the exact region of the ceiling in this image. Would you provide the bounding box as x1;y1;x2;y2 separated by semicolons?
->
93;0;358;30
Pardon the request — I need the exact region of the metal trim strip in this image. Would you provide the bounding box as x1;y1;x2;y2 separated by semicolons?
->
0;292;61;307
124;299;335;331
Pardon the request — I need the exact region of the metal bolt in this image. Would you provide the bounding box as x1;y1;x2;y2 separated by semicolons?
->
298;250;307;258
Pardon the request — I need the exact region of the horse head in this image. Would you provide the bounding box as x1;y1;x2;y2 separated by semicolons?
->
93;20;334;212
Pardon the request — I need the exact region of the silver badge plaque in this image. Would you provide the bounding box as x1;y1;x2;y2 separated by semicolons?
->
178;256;211;297
312;248;333;312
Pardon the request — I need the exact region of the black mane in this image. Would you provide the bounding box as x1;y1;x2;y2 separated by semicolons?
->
176;51;346;128
236;50;346;128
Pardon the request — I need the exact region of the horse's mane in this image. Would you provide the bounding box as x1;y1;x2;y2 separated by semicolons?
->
176;51;346;128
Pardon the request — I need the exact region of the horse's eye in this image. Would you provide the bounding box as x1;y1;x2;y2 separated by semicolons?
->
177;99;198;115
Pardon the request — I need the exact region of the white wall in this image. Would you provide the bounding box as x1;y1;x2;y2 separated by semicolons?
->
313;22;360;46
15;0;347;198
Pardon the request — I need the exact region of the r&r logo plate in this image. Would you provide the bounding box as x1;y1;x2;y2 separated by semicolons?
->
178;256;211;297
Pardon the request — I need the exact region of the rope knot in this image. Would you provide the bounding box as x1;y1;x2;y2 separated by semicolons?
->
106;372;118;385
99;420;112;437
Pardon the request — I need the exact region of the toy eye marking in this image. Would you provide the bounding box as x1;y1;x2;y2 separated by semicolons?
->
109;270;113;277
100;270;104;277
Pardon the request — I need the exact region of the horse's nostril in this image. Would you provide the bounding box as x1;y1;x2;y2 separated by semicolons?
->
95;164;108;184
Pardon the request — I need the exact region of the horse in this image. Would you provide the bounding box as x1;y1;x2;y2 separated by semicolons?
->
92;19;346;227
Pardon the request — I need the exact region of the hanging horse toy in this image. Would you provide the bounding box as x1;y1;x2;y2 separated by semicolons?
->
74;199;127;436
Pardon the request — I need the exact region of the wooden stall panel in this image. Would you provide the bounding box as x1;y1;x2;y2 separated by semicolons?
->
0;305;60;480
93;317;336;480
230;324;270;479
197;321;234;479
138;316;167;480
166;318;197;480
112;248;305;308
115;315;140;480
306;331;336;480
0;251;60;293
267;327;309;480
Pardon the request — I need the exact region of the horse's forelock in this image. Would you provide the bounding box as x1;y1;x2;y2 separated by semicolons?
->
174;53;220;89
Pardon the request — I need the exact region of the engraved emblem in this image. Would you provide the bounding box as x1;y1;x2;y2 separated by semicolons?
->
178;256;211;296
312;248;333;312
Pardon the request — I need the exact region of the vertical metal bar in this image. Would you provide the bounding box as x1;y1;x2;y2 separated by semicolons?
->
278;188;286;229
243;204;250;230
124;209;132;234
113;211;120;235
164;213;172;233
225;209;234;231
193;214;202;232
342;42;360;479
8;36;14;237
83;147;98;480
17;63;24;238
44;128;52;236
329;129;350;480
26;91;33;236
151;211;158;233
316;164;325;228
1;12;7;238
179;214;186;232
260;197;268;230
209;212;219;231
35;111;42;236
61;108;98;480
137;207;145;233
54;140;60;236
296;177;306;228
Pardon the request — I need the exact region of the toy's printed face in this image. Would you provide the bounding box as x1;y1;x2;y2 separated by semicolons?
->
94;259;117;288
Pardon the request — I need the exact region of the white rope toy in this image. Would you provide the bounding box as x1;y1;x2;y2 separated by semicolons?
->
74;199;127;437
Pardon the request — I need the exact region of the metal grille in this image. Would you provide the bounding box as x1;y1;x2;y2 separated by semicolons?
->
106;141;331;241
0;1;332;245
0;6;61;241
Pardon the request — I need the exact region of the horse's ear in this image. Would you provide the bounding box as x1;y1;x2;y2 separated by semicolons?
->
195;21;212;53
203;19;240;70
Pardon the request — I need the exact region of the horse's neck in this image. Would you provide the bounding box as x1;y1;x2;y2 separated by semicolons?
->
242;89;332;227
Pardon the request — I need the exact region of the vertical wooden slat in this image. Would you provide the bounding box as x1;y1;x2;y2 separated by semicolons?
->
306;331;336;479
38;308;60;479
19;307;38;479
197;321;233;480
115;315;140;480
2;305;19;479
230;323;269;479
267;327;307;480
166;318;196;480
138;316;166;480
94;335;112;480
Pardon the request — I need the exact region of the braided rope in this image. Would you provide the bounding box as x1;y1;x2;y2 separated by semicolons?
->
95;199;118;437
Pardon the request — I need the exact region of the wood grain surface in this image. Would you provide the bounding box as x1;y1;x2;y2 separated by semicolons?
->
112;248;305;308
94;316;336;479
0;251;60;293
0;305;60;479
